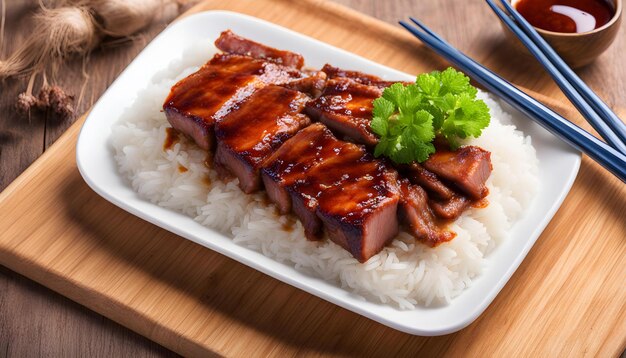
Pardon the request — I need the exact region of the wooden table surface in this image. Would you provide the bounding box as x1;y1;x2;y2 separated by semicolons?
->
1;0;624;356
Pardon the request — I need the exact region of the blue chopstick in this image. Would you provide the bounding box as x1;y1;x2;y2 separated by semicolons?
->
399;19;626;182
498;0;626;148
486;0;626;155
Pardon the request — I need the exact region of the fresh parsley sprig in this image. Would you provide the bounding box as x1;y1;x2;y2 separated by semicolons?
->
370;68;490;164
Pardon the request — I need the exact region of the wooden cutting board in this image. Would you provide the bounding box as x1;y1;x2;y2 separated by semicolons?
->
1;0;624;356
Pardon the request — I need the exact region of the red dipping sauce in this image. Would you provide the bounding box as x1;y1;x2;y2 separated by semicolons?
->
514;0;615;33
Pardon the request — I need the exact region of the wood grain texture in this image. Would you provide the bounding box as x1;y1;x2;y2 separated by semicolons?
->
0;0;625;356
0;0;184;356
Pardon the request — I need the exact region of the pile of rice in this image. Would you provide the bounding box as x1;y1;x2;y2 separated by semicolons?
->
111;42;539;309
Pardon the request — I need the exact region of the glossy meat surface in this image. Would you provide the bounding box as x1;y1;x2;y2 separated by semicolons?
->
163;54;302;150
281;71;327;98
261;123;400;262
305;78;382;146
215;30;304;69
261;123;358;214
321;64;405;89
215;85;310;193
162;31;494;258
398;181;456;247
423;146;492;200
401;163;455;201
429;194;471;220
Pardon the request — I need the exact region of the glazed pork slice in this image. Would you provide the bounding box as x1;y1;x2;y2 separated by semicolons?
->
305;78;382;146
423;146;493;200
214;85;310;193
210;52;303;84
261;123;358;214
314;161;400;262
281;70;327;98
321;64;407;89
163;53;302;150
261;123;368;238
429;194;471;220
400;162;471;220
215;30;304;69
261;123;401;262
400;162;455;201
397;181;456;247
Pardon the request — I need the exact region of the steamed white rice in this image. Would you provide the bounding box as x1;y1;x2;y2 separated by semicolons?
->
111;41;539;309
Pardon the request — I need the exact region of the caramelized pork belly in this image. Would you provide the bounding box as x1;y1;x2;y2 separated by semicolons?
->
261;124;400;262
423;146;492;200
400;163;455;201
399;163;473;221
429;194;471;220
261;124;358;214
397;181;455;247
315;164;400;262
281;71;327;98
305;78;382;146
163;54;302;150
215;30;304;69
321;64;406;89
214;85;310;193
210;53;303;83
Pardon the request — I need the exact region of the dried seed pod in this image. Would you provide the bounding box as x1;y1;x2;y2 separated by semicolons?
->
0;6;100;78
15;93;39;116
15;85;76;121
89;0;162;37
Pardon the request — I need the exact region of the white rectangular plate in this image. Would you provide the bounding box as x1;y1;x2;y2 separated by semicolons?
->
76;11;580;336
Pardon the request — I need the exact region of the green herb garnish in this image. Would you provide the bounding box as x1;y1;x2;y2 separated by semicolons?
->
371;68;490;164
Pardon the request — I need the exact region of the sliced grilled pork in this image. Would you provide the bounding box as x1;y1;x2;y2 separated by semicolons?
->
315;164;400;262
429;194;471;220
305;78;382;146
163;54;302;150
281;71;327;98
397;181;456;247
321;64;407;89
215;30;304;69
423;146;492;200
399;163;472;221
261;123;400;262
214;85;310;193
400;162;455;201
261;123;360;215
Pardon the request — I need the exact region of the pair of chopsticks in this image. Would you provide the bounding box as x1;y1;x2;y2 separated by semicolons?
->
399;4;626;183
491;0;626;155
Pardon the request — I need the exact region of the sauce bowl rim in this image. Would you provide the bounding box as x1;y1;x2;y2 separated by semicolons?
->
508;0;622;37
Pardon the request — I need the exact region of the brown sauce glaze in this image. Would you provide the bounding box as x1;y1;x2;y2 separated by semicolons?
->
281;216;298;232
472;197;490;209
163;54;304;150
163;127;180;151
215;86;310;169
261;123;400;262
214;85;311;193
305;78;382;146
215;30;305;69
178;165;188;173
262;123;359;192
321;64;411;89
423;146;492;201
164;67;261;129
398;181;456;248
515;0;614;33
